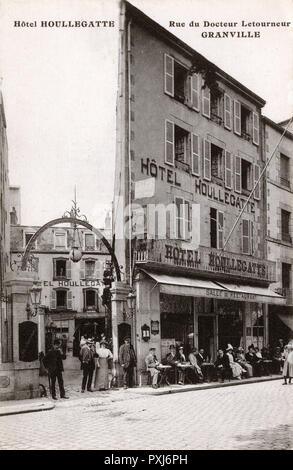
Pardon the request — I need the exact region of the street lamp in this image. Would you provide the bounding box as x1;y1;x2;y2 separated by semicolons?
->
126;291;136;316
26;281;42;317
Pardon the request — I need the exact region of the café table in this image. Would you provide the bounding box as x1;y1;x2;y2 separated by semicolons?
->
200;362;216;382
175;362;194;385
156;365;172;386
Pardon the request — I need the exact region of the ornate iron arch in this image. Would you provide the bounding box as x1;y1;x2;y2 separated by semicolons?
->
21;217;121;281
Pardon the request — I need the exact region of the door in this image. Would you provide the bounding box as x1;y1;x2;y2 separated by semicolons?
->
198;315;215;360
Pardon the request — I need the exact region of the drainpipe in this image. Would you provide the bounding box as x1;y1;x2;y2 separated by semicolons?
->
127;18;132;288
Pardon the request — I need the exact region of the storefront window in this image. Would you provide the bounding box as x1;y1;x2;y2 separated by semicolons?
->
217;300;244;350
246;304;264;349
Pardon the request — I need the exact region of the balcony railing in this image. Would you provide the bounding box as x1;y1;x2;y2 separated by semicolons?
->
281;233;292;244
133;239;276;283
280;177;290;189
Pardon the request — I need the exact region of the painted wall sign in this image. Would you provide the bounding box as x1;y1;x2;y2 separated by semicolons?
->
43;280;100;287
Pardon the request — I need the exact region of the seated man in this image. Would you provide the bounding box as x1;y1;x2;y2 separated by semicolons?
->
245;345;262;376
145;347;160;388
176;346;186;385
188;347;204;383
166;344;179;384
214;349;230;382
196;348;215;382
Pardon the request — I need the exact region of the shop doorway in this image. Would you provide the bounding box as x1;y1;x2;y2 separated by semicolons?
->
73;318;105;356
198;315;215;360
161;312;194;359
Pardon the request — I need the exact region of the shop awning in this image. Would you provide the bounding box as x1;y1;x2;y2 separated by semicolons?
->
142;270;286;305
277;312;293;331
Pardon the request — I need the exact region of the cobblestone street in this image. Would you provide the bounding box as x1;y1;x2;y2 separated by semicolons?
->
0;380;292;450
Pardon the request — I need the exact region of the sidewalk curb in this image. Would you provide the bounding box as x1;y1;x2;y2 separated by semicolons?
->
146;375;283;396
0;400;55;417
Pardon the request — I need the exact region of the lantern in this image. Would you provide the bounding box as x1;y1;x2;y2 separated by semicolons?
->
141;323;150;341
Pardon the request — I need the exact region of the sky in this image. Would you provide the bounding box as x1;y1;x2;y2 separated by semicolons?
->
0;0;292;227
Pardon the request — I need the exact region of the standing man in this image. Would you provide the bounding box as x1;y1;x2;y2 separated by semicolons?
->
44;339;69;400
80;338;95;393
119;337;137;389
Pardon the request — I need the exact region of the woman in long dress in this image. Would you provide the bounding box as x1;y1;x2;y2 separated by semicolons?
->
226;345;245;380
94;341;113;391
282;343;293;385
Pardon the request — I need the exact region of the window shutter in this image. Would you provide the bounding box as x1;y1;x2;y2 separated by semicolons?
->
67;291;73;310
53;259;57;278
250;221;254;255
254;164;260;200
66;260;71;279
50;290;56;310
191;73;200;111
253;112;259;145
225;151;233;189
202;86;210;118
184;200;191;239
203;140;211;181
242;220;250;254
218;211;224;249
234;100;241;136
165;120;175;165
224;94;232;130
191;133;200;176
164;54;174;97
94;260;100;280
80;259;85;279
235;155;241;193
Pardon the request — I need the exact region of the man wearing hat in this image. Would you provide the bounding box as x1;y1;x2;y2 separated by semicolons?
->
119;337;137;389
145;347;161;388
80;338;96;393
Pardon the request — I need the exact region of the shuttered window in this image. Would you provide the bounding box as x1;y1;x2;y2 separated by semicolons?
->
191;133;200;176
234;100;241;136
210;208;224;249
67;291;73;310
224;94;232;130
175;197;191;240
253;112;259;146
203;140;211;181
225;151;233;189
165;120;175;165
234;155;241;193
254;164;260;200
164;54;174;96
202;87;210;118
218;211;224;249
242;219;250;254
191;74;200;111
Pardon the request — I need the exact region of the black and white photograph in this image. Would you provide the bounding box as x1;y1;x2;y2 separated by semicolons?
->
0;0;293;453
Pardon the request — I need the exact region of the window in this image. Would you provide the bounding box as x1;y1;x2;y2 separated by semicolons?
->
175;197;191;240
164;54;188;104
234;101;259;145
281;210;291;243
280;154;290;188
84;289;98;311
240;105;251;141
242;219;254;255
24;232;36;249
210;90;223;125
241;159;252;192
85;260;95;278
246;308;264;349
282;263;291;289
210;208;224;249
53;258;71;279
84;233;95;250
211;144;224;180
165;121;190;171
51;289;72;310
55;232;66;249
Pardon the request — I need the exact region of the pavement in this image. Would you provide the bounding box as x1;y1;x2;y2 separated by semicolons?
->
0;372;283;416
0;379;292;450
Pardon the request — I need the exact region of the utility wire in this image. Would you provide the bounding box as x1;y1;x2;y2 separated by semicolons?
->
222;116;293;251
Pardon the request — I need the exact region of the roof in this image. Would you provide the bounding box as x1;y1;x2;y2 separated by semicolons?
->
124;1;266;108
263;115;293;141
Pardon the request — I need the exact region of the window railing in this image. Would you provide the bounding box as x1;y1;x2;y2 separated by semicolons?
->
175;159;190;173
241;131;252;142
211;113;223;125
280;177;290;188
281;233;292;244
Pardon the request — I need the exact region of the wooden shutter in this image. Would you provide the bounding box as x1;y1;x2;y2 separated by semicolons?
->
218;211;224;249
225;150;233;189
66;260;71;279
250;221;254;255
191;74;200;111
224;94;232;130
234;100;241;135
165;120;175;165
202;87;210;118
242;220;250;254
191;133;200;176
253;112;259;145
235;155;241;193
50;290;56;310
184;200;191;239
94;260;100;280
80;259;85;279
164;54;174;96
254;164;260;200
67;290;73;310
203;140;211;181
53;259;57;278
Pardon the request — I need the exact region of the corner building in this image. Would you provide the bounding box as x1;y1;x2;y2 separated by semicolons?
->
113;2;284;382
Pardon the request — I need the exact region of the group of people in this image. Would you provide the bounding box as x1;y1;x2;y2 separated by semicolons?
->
144;339;293;388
